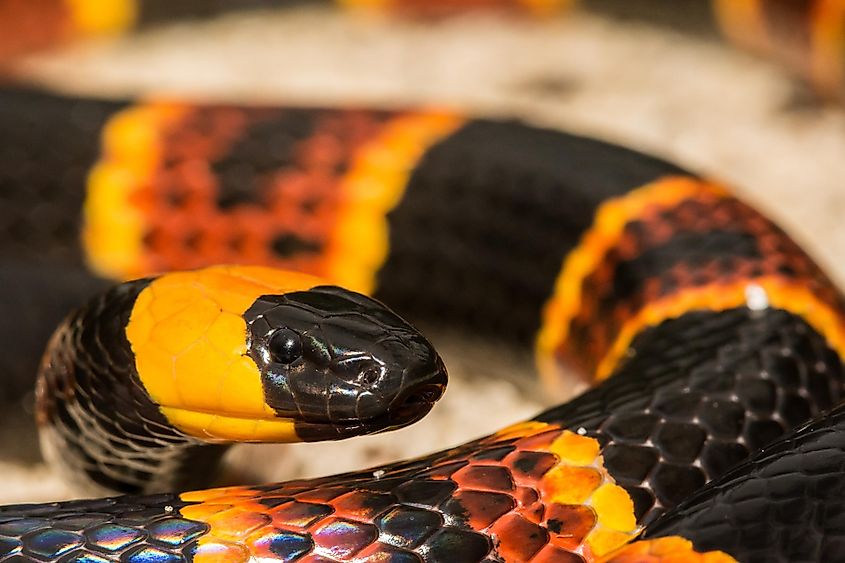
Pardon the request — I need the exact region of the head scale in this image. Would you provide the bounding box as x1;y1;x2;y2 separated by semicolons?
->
245;285;447;441
125;266;446;444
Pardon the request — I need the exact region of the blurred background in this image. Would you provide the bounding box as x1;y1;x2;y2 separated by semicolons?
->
3;2;845;502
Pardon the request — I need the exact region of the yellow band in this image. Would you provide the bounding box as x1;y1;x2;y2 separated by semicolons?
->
64;0;136;36
712;0;769;53
809;0;845;95
600;536;737;563
594;275;845;381
541;429;640;557
325;111;465;294
126;265;325;442
535;177;729;387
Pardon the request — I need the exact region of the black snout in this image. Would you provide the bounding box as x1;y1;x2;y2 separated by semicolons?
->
243;286;449;442
386;356;448;426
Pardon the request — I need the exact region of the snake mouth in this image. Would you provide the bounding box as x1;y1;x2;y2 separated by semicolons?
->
385;355;448;426
387;381;446;426
294;366;448;442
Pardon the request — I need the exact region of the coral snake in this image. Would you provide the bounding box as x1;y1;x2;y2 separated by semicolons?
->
2;1;845;562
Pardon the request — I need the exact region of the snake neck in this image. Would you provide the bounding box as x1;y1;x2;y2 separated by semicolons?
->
34;278;229;496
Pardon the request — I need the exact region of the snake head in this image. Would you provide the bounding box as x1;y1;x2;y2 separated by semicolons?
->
245;285;448;441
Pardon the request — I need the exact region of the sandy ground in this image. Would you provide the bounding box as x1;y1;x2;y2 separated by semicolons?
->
3;6;845;503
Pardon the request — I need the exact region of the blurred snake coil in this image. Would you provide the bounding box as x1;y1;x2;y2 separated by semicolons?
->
2;1;845;562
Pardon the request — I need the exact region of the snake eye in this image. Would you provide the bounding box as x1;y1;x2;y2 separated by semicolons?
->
269;328;303;365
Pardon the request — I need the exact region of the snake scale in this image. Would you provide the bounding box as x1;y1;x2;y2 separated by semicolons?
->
2;1;845;562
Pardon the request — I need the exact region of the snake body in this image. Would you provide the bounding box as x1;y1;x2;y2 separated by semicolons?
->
2;1;845;562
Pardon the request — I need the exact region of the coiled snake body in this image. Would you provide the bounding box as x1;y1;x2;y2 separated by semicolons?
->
1;2;845;562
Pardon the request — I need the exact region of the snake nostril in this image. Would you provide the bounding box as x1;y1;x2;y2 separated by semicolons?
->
361;367;381;386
